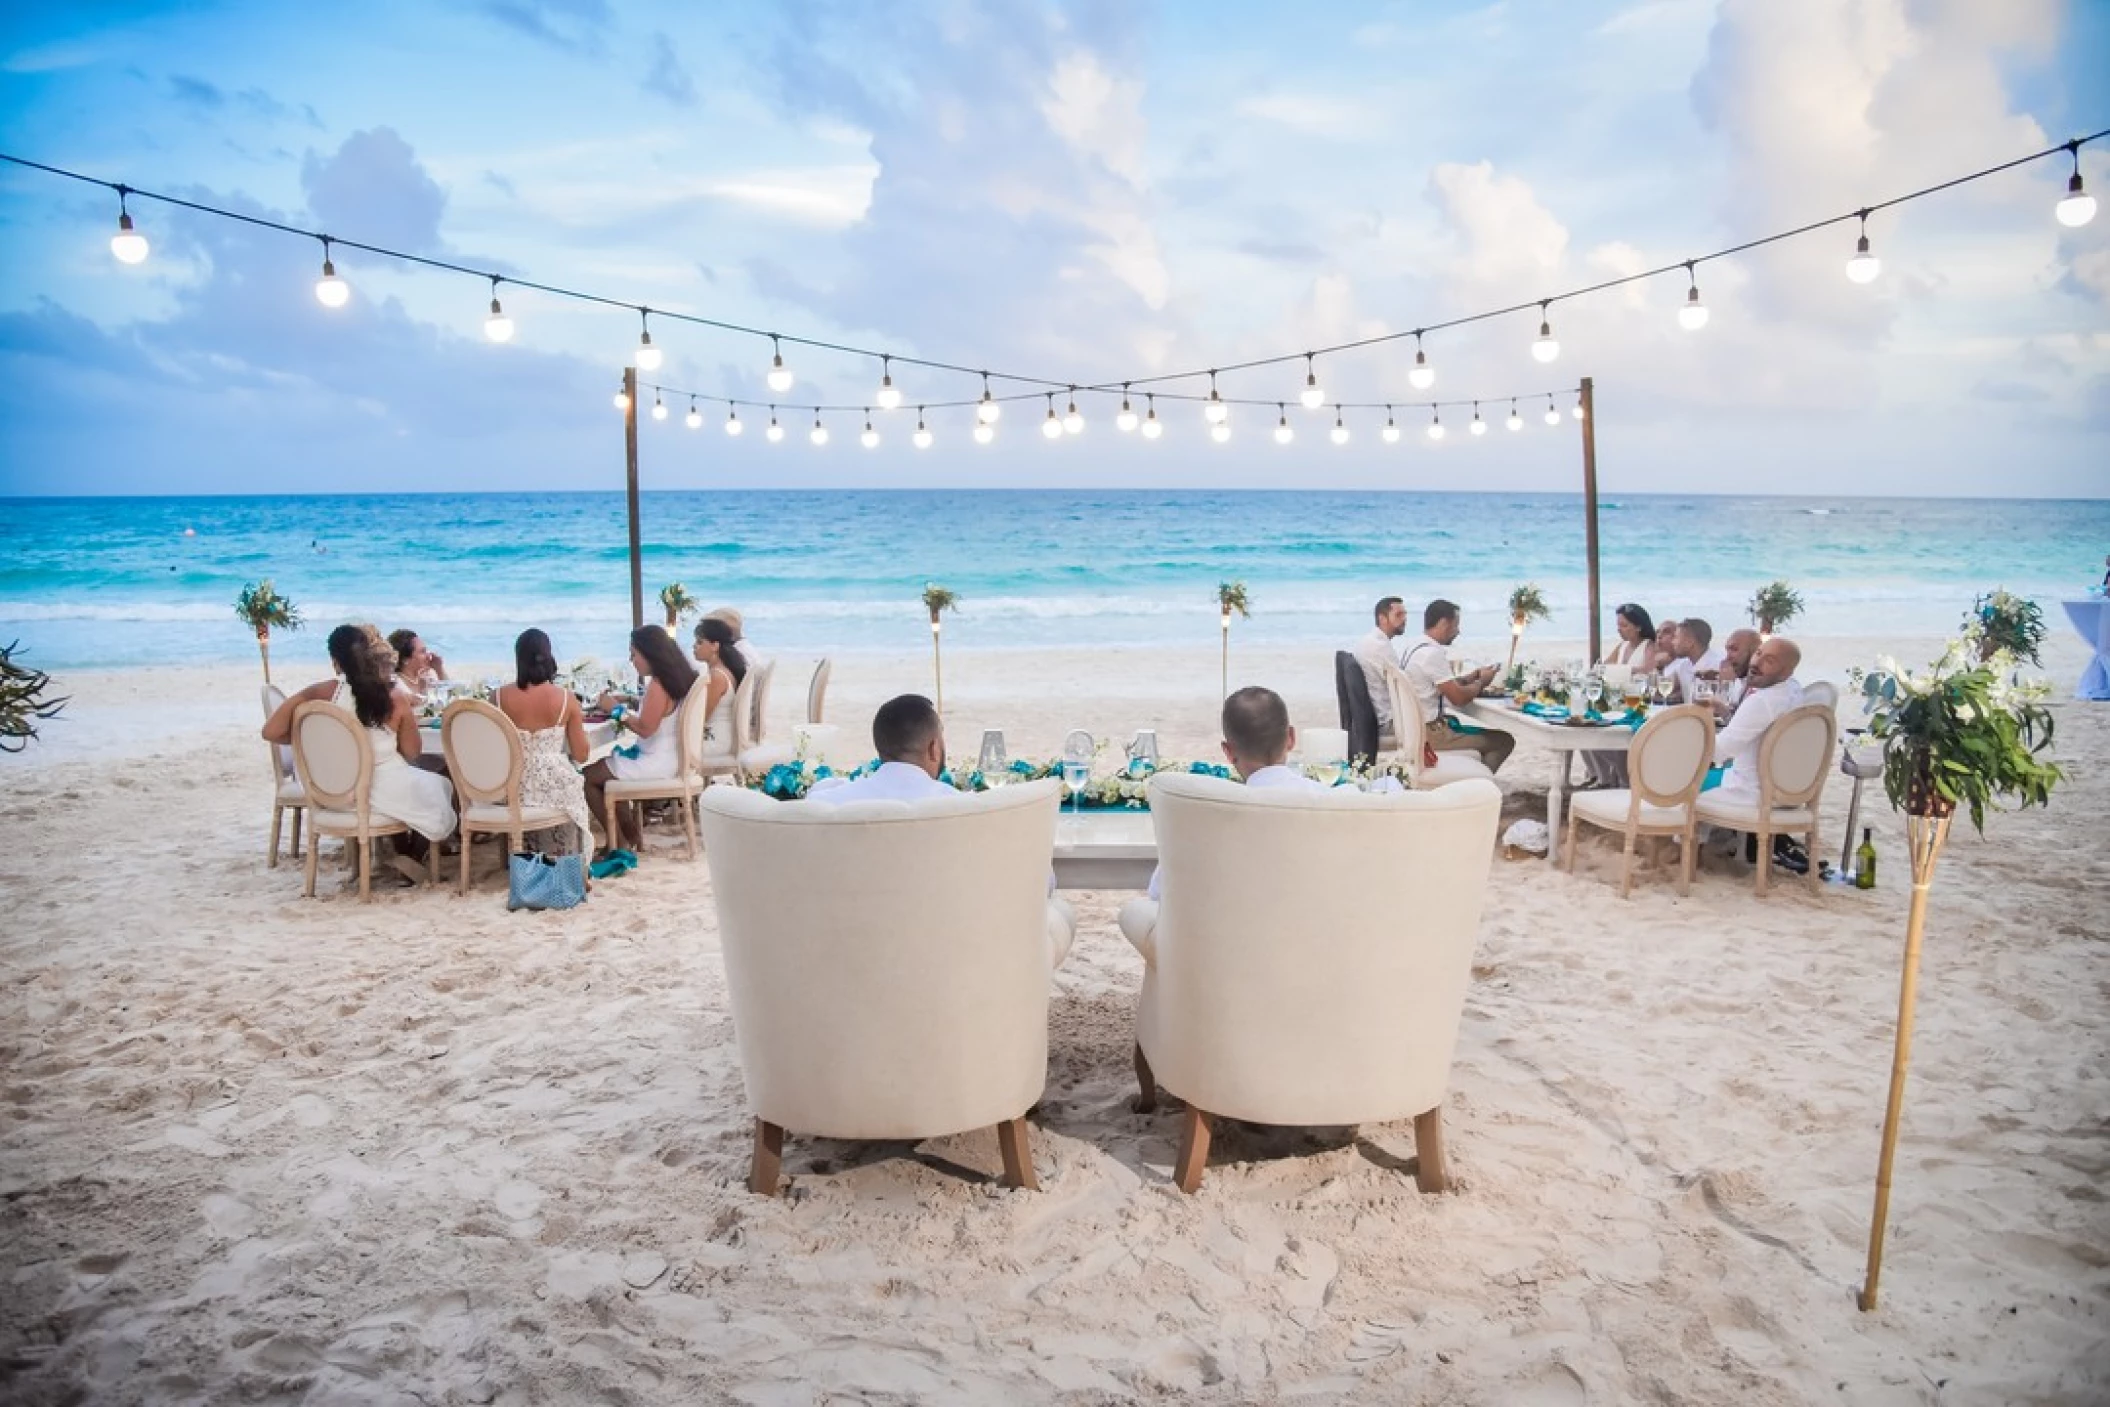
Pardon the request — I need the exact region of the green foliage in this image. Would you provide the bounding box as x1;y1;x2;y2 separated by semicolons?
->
1964;589;2045;665
1507;583;1551;625
0;641;68;753
1748;579;1803;633
922;582;960;621
1855;644;2062;834
659;582;699;627
1217;580;1250;619
234;580;301;636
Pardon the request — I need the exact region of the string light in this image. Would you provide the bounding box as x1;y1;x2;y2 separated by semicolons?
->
1330;411;1349;445
860;411;879;449
109;187;147;264
635;310;663;371
976;373;1001;424
651;393;667;421
1142;395;1163;440
1470;403;1487;436
314;237;348;308
1544;396;1562;425
1300;354;1326;409
1507;400;1523;431
810;412;828;446
1678;262;1708;331
725;407;742;436
2056;140;2096;227
1274;405;1294;444
1382;406;1400;443
1573;395;1586;421
484;276;514;343
766;335;794;393
1407;331;1434;390
1427;407;1445;441
685;397;702;429
1210;412;1232;443
766;407;784;442
1063;389;1084;435
612;382;630;412
874;355;902;410
973;420;994;445
1204;371;1228;424
1116;384;1138;433
1531;301;1559;363
913;409;932;449
1042;394;1063;440
1846;211;1881;284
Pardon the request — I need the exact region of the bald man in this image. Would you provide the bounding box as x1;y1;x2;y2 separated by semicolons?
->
1713;636;1804;802
1712;628;1761;712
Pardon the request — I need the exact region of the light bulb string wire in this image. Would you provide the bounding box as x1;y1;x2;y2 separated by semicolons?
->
631;377;1582;417
8;126;2102;400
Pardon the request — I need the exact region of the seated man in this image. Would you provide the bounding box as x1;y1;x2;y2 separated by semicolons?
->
808;693;953;805
1713;636;1804;799
1352;596;1410;739
1147;686;1336;900
1665;617;1725;702
1711;628;1760;714
1399;600;1515;774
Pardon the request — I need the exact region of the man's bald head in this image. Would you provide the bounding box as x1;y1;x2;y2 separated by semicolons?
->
1722;629;1760;677
1748;636;1801;691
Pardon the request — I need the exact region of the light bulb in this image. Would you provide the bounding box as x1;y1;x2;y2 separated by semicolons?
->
973;421;995;445
1573;398;1586;421
1210;419;1231;443
1470;408;1487;436
1544;402;1562;425
1679;285;1709;331
1205;373;1227;424
1381;417;1401;444
1142;406;1163;440
485;294;514;343
1408;336;1435;390
314;244;349;308
110;202;148;265
685;402;702;429
1116;386;1138;432
810;417;829;446
1507;404;1523;432
612;388;630;411
2057;169;2096;228
651;396;668;421
1041;402;1063;439
1330;416;1349;445
636;324;663;372
725;409;743;436
913;416;932;449
766;338;794;393
1300;355;1326;409
875;358;902;410
976;379;1001;423
1064;394;1084;434
1427;414;1445;442
861;420;880;449
1531;303;1559;363
766;414;784;443
1274;409;1294;445
1846;216;1881;284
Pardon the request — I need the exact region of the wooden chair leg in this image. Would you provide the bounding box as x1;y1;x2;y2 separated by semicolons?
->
1618;829;1638;899
1132;1042;1157;1113
1755;826;1772;896
1678;822;1695;897
750;1118;784;1196
996;1117;1039;1190
1414;1107;1450;1193
428;837;441;884
1562;812;1580;872
604;797;622;854
303;831;320;898
458;826;474;896
1173;1107;1212;1194
269;806;284;868
1807;824;1822;895
681;791;699;860
290;808;304;860
356;834;374;902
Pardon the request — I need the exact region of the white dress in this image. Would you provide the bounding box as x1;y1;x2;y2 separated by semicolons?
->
607;674;738;780
334;684;456;840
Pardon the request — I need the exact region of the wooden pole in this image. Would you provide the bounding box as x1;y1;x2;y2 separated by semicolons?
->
1858;809;1952;1311
1579;376;1601;664
623;366;643;631
930;620;944;714
1221;614;1230;698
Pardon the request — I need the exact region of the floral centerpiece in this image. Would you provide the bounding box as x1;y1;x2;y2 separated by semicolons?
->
1963;589;2045;665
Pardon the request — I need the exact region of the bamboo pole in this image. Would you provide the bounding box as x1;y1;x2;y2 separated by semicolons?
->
623;366;643;632
1858;808;1952;1311
930;619;944;713
1579;377;1601;664
1221;612;1231;698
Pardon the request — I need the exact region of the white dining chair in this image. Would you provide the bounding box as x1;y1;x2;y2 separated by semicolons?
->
805;657;832;726
290;701;436;901
1386;672;1494;788
261;683;308;868
748;658;777;746
604;692;721;861
1563;704;1715;897
1695;703;1837;896
442;698;581;894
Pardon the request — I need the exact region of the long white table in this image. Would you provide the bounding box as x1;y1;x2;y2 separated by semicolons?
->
1050;810;1157;891
2061;598;2110;701
1457;698;1638;860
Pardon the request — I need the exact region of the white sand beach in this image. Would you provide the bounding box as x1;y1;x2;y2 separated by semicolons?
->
2;633;2106;1405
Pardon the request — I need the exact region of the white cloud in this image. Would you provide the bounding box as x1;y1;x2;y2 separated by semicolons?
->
1235;92;1370;139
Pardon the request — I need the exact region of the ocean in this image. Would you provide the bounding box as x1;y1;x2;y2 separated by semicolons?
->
1;490;2103;671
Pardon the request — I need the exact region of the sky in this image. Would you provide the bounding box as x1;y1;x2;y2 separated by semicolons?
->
0;0;2105;498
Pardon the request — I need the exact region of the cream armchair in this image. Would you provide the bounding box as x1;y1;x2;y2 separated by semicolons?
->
698;778;1074;1195
1117;772;1501;1194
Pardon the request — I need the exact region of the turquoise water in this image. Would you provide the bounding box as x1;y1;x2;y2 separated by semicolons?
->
1;491;2102;669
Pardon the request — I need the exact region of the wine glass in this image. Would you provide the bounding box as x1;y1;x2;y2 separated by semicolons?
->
1578;673;1603;717
1653;672;1676;706
1062;730;1093;817
979;729;1009;786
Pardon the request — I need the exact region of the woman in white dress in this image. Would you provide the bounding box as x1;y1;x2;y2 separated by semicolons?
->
581;626;704;859
1585;604;1658;789
264;624;457;882
689;617;745;763
496;628;592;854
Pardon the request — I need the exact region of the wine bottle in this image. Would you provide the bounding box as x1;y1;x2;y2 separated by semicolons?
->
1855;828;1877;890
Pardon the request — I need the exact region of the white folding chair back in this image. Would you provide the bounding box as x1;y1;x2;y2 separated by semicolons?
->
805;657;832;726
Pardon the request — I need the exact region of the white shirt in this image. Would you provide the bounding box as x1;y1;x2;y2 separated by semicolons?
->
1398;635;1451;730
1353;627;1404;730
1715;678;1805;802
806;760;954;806
1147;764;1330;900
1667;645;1725;703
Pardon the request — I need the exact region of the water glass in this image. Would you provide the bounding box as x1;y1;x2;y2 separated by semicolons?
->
978;729;1009;783
1061;761;1089;815
1694;678;1717;706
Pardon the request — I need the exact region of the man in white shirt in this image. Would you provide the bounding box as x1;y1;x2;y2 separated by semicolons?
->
1666;618;1726;702
1712;628;1761;714
1147;686;1331;900
1352;596;1409;735
1713;636;1804;802
807;693;955;805
1398;599;1515;773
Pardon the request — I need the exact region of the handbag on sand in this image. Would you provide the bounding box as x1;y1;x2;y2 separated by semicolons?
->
507;851;587;911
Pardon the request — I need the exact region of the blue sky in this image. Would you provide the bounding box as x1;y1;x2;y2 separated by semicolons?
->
0;0;2104;497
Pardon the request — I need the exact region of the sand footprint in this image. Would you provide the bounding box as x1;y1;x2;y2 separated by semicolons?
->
1506;1361;1589;1405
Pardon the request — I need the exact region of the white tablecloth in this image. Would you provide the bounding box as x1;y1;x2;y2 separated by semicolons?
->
2061;599;2110;701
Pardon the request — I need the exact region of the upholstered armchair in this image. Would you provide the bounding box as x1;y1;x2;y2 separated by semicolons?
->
698;778;1073;1195
1117;772;1500;1194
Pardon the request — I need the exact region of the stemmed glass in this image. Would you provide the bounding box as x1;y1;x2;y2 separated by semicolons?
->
1577;673;1604;719
1653;672;1677;706
979;729;1009;786
1062;730;1093;818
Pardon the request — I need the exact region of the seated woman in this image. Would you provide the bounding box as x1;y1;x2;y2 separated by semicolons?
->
581;625;701;860
264;623;457;882
1586;603;1657;789
690;616;746;757
495;628;592;854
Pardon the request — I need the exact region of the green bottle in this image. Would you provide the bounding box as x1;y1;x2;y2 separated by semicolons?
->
1855;828;1877;890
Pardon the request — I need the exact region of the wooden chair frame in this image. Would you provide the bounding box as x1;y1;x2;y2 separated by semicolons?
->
442;698;578;895
805;657;832;726
262;683;307;868
290;700;438;901
1563;704;1714;897
1698;702;1837;896
604;684;724;860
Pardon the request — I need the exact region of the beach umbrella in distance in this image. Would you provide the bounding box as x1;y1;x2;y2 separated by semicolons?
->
234;580;302;686
659;581;699;635
1852;646;2062;1310
1506;583;1551;675
1748;580;1804;641
922;583;959;713
0;641;69;753
1217;581;1250;698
